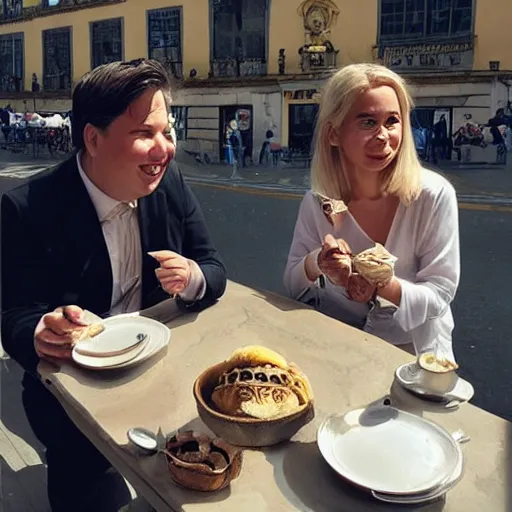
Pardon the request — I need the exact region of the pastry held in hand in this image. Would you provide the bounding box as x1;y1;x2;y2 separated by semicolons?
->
71;322;105;343
210;345;313;420
352;243;397;288
313;192;348;226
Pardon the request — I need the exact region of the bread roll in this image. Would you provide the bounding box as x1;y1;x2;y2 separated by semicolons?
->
352;243;397;288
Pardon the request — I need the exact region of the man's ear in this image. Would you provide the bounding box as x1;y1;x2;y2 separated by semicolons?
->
83;123;101;157
327;122;340;147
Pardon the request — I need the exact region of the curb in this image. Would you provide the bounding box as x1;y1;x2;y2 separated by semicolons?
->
184;174;306;194
184;173;512;206
457;194;512;206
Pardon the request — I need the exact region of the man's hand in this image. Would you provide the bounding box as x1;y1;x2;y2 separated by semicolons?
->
34;305;88;361
149;250;191;296
317;234;353;288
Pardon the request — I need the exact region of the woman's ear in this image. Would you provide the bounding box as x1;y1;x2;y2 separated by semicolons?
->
327;122;340;147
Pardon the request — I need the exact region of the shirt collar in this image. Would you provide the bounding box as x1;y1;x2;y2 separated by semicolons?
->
76;151;137;222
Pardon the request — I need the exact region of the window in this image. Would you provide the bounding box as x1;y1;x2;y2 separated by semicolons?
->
147;7;182;79
211;0;267;77
380;0;473;41
90;18;123;69
43;27;72;91
1;0;22;20
0;32;23;92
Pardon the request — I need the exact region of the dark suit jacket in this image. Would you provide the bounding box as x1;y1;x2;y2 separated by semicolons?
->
1;155;227;376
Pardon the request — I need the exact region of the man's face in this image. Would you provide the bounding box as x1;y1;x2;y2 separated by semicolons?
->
90;88;175;202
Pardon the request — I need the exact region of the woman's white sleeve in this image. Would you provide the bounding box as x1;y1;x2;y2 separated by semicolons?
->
393;185;460;331
283;193;321;299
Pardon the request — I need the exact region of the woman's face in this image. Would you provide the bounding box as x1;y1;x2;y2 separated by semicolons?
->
332;85;403;175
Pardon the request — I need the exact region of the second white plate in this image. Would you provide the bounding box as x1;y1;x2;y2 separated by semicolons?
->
317;405;462;495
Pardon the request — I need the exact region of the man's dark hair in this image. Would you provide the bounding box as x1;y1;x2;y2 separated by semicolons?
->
71;58;172;150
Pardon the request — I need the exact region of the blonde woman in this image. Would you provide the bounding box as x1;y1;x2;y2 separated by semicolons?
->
283;63;460;360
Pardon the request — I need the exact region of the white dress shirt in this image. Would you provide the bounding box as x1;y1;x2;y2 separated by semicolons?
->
283;169;460;361
77;153;206;315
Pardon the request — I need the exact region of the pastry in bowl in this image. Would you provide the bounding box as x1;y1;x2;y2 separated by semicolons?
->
165;431;242;492
193;346;315;447
211;345;313;420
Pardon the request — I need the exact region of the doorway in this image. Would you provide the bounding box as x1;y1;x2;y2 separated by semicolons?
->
288;103;318;155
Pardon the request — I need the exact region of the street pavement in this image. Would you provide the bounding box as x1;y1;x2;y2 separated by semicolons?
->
1;153;511;511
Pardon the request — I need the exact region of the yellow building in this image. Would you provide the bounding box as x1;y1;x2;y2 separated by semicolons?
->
0;0;511;163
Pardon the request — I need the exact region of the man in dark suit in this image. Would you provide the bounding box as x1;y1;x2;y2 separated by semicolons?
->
1;59;227;511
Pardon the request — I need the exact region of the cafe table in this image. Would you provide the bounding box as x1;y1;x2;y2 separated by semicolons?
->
38;281;511;511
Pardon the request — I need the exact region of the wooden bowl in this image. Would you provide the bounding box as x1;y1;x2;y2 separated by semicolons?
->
165;431;243;492
193;361;315;447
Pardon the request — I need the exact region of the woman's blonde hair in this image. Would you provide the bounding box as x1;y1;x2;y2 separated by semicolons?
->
310;63;422;205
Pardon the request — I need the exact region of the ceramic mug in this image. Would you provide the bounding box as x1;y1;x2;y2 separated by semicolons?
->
414;353;459;395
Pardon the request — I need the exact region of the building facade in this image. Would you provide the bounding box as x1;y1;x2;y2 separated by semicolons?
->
1;0;511;164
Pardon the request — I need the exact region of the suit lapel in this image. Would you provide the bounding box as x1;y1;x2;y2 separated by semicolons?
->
138;188;170;309
54;157;113;314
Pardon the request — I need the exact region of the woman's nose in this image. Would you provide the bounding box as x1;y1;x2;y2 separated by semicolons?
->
375;126;389;142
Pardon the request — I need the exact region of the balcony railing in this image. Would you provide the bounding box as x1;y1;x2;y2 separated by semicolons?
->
300;49;339;73
209;58;267;78
380;36;475;72
43;73;72;92
1;0;126;24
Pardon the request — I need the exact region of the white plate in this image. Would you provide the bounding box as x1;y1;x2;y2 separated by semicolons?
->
72;315;170;370
72;336;150;369
396;363;475;402
317;405;462;495
74;322;147;357
371;449;464;504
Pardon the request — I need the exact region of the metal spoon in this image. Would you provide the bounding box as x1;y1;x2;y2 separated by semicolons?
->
127;427;159;454
127;427;187;461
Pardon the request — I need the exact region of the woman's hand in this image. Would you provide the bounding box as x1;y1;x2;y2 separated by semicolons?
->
317;234;353;288
347;273;376;303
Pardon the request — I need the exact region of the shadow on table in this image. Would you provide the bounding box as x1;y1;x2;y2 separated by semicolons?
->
264;440;447;511
249;288;311;313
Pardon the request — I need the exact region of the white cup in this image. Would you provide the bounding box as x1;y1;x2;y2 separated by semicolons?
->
414;353;458;395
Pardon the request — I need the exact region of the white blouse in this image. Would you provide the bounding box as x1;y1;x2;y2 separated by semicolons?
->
283;169;460;361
